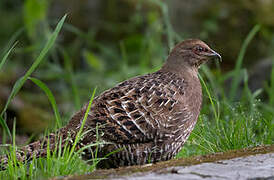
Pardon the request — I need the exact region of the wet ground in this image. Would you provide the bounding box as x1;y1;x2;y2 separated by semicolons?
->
57;145;274;180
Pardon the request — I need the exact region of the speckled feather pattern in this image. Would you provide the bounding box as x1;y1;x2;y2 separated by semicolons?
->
0;70;201;168
69;70;202;167
0;39;219;169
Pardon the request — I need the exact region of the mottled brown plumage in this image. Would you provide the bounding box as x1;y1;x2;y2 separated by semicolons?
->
0;39;221;169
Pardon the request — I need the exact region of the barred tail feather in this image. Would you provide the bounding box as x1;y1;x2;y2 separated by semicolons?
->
0;130;67;170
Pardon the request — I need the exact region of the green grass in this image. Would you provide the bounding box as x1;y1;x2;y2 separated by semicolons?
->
229;24;261;100
0;14;67;137
0;1;273;179
0;88;99;179
0;14;103;179
177;24;273;157
177;90;273;158
28;77;62;128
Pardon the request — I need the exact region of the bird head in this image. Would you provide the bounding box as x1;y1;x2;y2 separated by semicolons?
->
166;39;221;70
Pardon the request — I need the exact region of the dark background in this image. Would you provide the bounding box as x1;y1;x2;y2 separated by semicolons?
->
0;0;273;141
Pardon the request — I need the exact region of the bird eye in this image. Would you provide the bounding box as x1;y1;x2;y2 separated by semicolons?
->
194;46;205;52
198;47;204;51
194;45;210;53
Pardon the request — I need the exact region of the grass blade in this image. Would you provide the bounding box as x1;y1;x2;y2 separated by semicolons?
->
0;28;23;59
0;42;18;71
0;15;67;136
61;49;81;109
28;77;62;128
67;87;97;162
150;0;176;49
229;24;261;100
0;116;11;140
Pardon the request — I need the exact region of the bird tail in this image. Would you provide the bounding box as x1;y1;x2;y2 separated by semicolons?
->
0;109;88;170
0;130;68;170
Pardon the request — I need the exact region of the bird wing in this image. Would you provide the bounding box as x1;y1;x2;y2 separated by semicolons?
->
84;71;189;144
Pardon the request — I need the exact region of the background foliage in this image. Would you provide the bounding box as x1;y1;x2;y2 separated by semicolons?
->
0;0;273;178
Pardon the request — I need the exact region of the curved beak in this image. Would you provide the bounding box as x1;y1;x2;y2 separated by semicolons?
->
209;49;222;62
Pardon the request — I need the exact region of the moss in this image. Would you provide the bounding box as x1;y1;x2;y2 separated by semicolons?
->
62;144;274;179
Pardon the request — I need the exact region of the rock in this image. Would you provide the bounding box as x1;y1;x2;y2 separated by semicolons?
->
58;145;274;180
118;153;274;180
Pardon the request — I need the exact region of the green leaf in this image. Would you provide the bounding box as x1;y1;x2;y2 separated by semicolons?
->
28;77;62;128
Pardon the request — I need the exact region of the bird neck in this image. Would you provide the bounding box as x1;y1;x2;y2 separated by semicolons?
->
161;55;199;80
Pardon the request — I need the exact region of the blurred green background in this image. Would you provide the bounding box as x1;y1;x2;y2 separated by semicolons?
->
0;0;274;143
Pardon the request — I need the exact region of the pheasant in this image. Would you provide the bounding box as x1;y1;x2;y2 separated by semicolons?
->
0;39;221;169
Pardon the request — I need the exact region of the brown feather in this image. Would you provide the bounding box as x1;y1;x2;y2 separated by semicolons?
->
0;39;221;169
